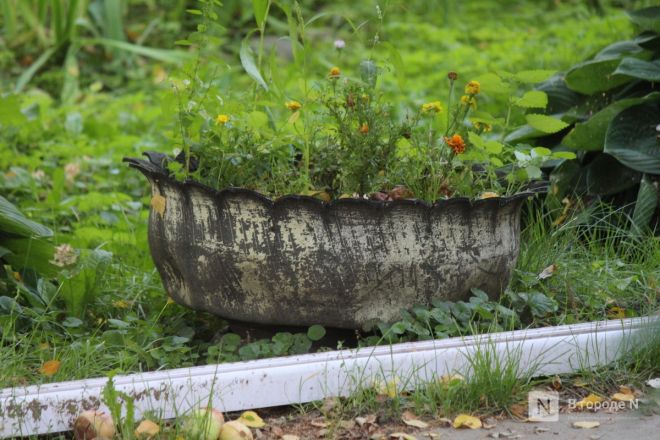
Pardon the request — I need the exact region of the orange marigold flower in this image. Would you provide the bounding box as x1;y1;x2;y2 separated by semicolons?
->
285;100;302;111
329;66;341;78
445;134;466;154
465;80;480;95
216;114;230;125
359;123;369;134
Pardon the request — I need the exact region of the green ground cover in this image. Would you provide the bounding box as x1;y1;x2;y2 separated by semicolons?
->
0;0;658;395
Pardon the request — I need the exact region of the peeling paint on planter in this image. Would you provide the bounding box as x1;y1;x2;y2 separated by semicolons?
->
1;317;656;438
124;153;533;328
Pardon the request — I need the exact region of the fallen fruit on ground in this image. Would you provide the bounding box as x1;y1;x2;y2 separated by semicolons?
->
574;393;604;409
453;414;482;429
181;408;225;440
219;420;253;440
134;419;160;439
73;410;116;440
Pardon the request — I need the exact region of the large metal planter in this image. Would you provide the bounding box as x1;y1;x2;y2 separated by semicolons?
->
125;153;532;329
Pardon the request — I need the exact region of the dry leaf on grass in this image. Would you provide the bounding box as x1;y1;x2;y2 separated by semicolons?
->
436;417;452;427
452;414;482;429
611;392;635;402
508;403;528;420
573;421;600;429
401;411;429;429
39;360;61;376
311;419;328;428
538;264;557;279
238;411;265;428
281;435;300;440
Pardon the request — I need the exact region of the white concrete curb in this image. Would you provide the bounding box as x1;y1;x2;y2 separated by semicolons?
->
1;317;657;437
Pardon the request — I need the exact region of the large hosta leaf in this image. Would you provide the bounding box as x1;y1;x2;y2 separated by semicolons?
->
0;196;53;238
614;58;660;82
586;153;641;196
536;74;584;113
564;92;660;151
627;6;660;33
632;175;659;231
565;58;632;95
604;103;660;174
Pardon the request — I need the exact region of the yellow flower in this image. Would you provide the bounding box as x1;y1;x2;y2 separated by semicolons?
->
465;80;481;95
474;121;492;132
359;123;369;134
460;95;477;110
329;66;341;78
285;100;302;111
216;114;229;125
421;101;443;114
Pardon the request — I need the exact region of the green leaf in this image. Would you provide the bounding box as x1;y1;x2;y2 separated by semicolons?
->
240;37;269;91
515;91;548;109
85;38;192;64
307;324;326;341
0;95;27;126
565;58;632;95
614;58;660;82
627;6;660;33
604;103;660;174
382;42;405;89
632;175;659;232
564;92;660;151
594;40;645;60
586;153;641;196
14;47;57;93
536;74;584;114
252;0;269;29
0;196;52;238
514;70;556;83
474;73;510;95
2;237;57;276
525;114;569;134
485;141;503;154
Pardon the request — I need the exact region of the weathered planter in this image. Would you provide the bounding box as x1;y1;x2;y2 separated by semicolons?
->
125;153;532;329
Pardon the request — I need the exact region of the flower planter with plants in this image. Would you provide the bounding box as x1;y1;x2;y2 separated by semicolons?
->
126;63;574;329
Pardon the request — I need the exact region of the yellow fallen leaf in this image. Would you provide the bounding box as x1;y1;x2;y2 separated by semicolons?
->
538;264;557;280
618;385;634;395
238;410;265;428
611;393;635;402
574;393;603;409
134;419;160;439
452;414;482;429
572;421;600;429
375;377;400;398
151;194;166;217
401;411;428;429
39;360;60;376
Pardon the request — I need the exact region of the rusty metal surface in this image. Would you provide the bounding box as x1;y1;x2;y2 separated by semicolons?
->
125;154;531;329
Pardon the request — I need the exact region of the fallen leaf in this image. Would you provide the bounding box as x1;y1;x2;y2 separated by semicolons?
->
39;360;61;376
423;433;440;439
390;433;417;440
534;426;549;434
508;404;527;420
281;435;300;440
538;264;557;280
647;378;660;389
311;419;328;428
436;417;452;427
269;426;284;437
452;414;482;429
321;396;341;414
572;421;600;429
403;419;428;429
151;194;166;217
375;377;400;398
551;375;562;390
618;385;634;395
482;417;497;429
480;191;499;199
134;419;160;439
573;378;589;387
355;414;377;427
339;420;356;430
238;410;265;428
574;394;604;410
611;393;635;402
